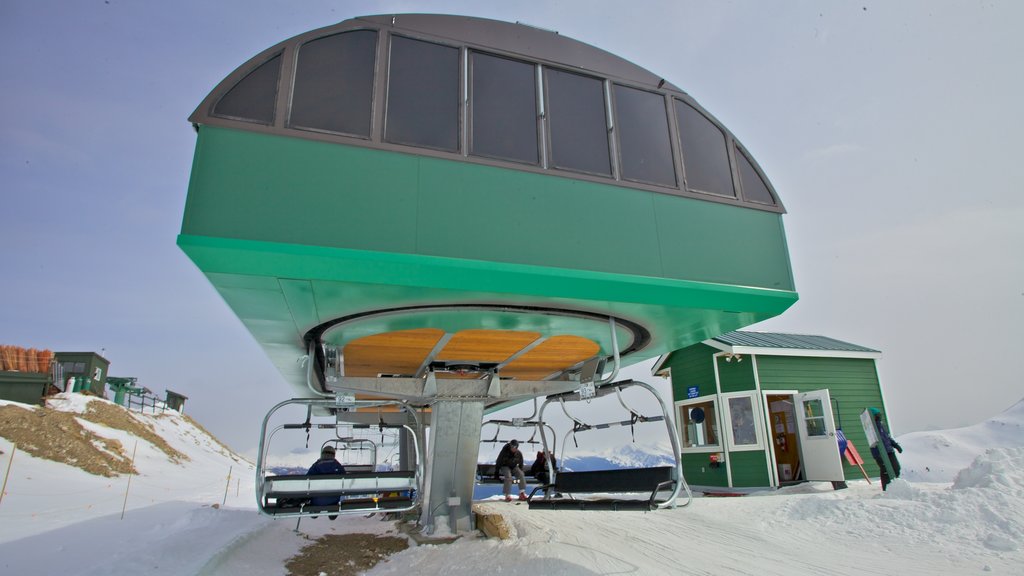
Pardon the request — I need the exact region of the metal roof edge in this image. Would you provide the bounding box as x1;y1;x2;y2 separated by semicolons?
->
728;346;882;360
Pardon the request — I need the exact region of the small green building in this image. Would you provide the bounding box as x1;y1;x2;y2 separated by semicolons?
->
55;352;110;397
654;331;888;489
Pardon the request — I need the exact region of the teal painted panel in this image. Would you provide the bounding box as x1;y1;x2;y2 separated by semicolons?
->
729;450;771;487
279;279;321;334
185;126;794;291
652;193;794;291
756;355;886;480
185;127;420;253
717;355;755;393
416;160;663;276
681;452;728;487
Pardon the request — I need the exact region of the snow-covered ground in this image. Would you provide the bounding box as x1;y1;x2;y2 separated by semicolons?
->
1;394;1021;575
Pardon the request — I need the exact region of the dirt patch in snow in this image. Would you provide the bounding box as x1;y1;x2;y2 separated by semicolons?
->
284;533;408;576
0;404;135;477
81;402;188;463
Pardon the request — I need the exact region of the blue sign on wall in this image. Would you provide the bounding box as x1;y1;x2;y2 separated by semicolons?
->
687;386;699;399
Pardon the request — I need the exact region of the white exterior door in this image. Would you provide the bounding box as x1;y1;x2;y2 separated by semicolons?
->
795;389;845;482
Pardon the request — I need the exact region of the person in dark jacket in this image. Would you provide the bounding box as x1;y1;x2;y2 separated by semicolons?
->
530;450;556;485
496;439;527;501
868;407;903;491
308;445;346;518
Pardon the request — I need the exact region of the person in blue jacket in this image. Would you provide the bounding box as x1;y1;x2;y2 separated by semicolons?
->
308;444;346;518
868;407;903;490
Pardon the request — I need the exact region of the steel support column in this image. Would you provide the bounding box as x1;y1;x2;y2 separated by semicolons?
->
419;400;484;534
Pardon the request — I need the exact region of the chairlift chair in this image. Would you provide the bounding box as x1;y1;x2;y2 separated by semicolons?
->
476;412;559;484
528;379;693;510
256;397;424;519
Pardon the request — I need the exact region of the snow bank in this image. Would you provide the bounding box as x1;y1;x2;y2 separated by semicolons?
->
899;397;1024;483
2;395;1023;575
0;394;255;544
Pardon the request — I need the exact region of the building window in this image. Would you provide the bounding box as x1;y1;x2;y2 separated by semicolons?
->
545;68;611;176
723;393;763;450
385;35;460;152
675;99;735;198
470;51;538;165
213;53;282;125
801;397;828;437
290;30;378;138
614;85;676;187
678;398;720;450
736;147;776;205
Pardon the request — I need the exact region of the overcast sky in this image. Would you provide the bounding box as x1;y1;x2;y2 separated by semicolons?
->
2;1;1021;457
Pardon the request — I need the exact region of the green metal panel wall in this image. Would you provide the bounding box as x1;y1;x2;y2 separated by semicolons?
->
183;127;795;291
0;372;49;405
666;344;717;400
729;451;772;487
681;452;728;487
756;355;886;480
716;356;756;393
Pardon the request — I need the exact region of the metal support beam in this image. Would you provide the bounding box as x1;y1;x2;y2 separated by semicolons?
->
327;376;579;403
420;401;485;535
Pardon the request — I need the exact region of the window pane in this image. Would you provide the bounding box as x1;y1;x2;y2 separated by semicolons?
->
802;399;827;437
680;400;719;448
737;148;776;205
471;52;538;164
614;85;675;186
214;54;281;124
546;68;611;176
728;396;757;446
385;36;459;151
675;100;734;197
290;30;377;137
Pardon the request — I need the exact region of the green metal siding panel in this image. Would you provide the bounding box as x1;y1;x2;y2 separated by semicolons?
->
0;372;50;405
653;194;794;290
729;451;771;487
681;452;728;487
417;160;664;276
667;344;717;400
184;126;793;290
756;355;886;480
184;127;420;253
716;356;756;393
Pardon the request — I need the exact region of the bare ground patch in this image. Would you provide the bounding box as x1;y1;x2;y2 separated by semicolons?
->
81;402;188;463
0;404;135;477
284;533;409;576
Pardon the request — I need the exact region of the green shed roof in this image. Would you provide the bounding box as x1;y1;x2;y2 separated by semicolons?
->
652;330;881;375
710;331;880;354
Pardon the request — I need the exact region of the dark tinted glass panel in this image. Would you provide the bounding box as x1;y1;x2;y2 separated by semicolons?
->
675;100;734;197
385;36;459;151
213;54;281;124
614;85;676;186
290;30;377;137
736;148;776;205
546;68;611;176
471;52;538;164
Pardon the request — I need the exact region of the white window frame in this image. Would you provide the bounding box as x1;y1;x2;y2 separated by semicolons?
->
675;394;722;453
721;391;765;452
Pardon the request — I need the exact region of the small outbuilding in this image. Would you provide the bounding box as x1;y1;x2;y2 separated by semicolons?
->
55;352;110;397
654;331;889;489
